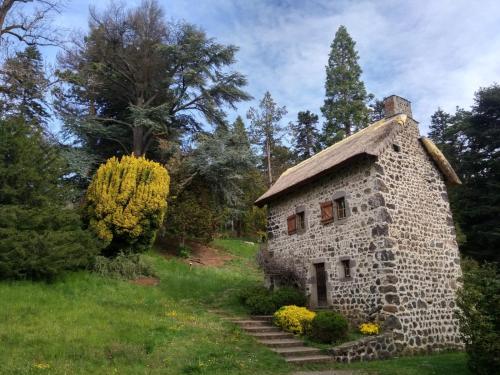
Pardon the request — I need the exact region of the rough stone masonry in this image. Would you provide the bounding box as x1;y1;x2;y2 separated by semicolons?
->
256;95;463;354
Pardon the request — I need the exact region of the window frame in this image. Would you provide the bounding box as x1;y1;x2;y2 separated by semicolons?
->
335;196;347;220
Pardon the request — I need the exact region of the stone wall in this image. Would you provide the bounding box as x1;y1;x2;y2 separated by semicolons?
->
374;118;463;352
328;333;398;363
265;117;462;352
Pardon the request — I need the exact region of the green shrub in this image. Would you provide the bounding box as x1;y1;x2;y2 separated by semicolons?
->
271;287;307;308
93;252;155;280
178;245;192;259
456;259;500;375
0;205;102;280
309;311;348;343
273;305;316;335
238;286;275;314
238;286;307;315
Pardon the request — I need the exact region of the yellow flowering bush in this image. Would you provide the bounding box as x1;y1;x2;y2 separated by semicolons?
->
359;322;380;335
273;305;316;335
84;155;170;255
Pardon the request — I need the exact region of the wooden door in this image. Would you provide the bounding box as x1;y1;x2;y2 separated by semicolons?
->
315;263;327;306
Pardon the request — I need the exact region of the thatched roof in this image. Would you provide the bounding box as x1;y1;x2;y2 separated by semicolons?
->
255;114;460;207
420;137;462;185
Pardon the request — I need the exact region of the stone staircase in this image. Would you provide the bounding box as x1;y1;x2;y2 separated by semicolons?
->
229;315;332;364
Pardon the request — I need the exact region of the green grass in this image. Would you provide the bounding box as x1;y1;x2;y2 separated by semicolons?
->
0;239;468;374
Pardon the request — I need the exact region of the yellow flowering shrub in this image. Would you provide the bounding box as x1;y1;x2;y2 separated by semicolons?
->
273;305;316;335
359;322;380;335
84;155;170;255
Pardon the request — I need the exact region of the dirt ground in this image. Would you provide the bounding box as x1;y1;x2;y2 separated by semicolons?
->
156;239;234;267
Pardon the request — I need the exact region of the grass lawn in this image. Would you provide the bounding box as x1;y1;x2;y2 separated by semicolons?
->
0;239;468;374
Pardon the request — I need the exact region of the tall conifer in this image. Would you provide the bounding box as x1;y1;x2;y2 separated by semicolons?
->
321;26;371;145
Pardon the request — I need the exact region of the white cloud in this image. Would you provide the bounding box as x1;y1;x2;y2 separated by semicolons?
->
46;0;500;134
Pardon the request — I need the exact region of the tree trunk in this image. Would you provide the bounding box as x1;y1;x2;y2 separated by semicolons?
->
266;139;272;186
132;126;144;156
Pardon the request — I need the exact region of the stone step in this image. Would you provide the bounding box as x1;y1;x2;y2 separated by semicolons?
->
242;326;280;333
249;331;294;340
258;338;304;348
251;315;273;321
232;320;269;327
271;346;323;357
285;354;333;364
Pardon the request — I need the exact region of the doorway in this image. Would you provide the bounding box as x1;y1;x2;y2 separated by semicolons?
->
315;262;327;307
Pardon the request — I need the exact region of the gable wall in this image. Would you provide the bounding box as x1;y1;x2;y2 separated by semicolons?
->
375;118;462;352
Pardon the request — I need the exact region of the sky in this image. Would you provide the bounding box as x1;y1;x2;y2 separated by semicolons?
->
40;0;500;135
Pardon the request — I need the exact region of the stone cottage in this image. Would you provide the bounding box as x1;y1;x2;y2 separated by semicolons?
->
255;95;463;353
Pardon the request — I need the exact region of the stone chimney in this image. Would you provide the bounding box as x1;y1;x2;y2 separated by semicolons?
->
384;95;412;118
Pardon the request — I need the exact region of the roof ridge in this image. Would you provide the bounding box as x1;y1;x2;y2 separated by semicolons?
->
281;114;407;177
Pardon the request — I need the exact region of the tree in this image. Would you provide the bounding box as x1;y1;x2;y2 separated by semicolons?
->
83;155;170;256
290;110;320;161
247;91;287;186
0;117;102;280
320;26;371;146
456;260;500;374
429;84;500;262
369;99;385;122
429;108;453;145
0;0;61;47
55;0;250;162
0;46;49;127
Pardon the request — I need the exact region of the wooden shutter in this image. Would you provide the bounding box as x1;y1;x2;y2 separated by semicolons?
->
320;201;334;223
287;215;297;235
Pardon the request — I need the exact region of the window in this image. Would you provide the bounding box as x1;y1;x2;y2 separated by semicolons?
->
335;197;346;220
287;215;297;235
341;259;351;278
297;211;305;231
320;201;334;224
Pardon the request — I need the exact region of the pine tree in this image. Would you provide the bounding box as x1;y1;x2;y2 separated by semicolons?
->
0;117;102;280
247;91;287;186
0;46;49;128
429;108;452;145
320;26;371;146
290;110;320;161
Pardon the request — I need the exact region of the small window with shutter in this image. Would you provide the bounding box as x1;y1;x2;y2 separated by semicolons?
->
287;215;297;235
320;201;334;224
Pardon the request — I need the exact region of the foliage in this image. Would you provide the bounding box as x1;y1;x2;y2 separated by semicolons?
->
428;84;500;261
359;322;381;335
163;178;219;245
0;117;102;281
0;46;49;127
273;305;316;335
84;155;170;256
455;259;500;374
271;287;307;308
290;110;320;161
247;91;288;186
238;285;307;315
0;117;66;207
55;0;250;160
93;252;155;280
320;25;372;146
0;205;102;280
178;245;192;259
309;311;349;343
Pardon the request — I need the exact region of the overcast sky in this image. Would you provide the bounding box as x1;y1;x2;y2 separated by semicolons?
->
43;0;500;134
